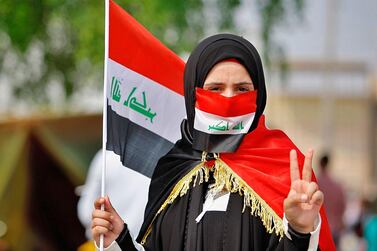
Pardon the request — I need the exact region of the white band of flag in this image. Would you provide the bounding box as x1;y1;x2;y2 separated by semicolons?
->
194;108;255;135
107;58;186;143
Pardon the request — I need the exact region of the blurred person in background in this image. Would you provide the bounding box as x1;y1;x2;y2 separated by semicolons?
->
317;154;346;248
362;199;377;251
339;220;366;251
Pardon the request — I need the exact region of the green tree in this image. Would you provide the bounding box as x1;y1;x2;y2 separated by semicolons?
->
0;0;303;107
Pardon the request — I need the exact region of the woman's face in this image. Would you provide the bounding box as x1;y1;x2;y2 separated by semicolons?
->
203;61;254;97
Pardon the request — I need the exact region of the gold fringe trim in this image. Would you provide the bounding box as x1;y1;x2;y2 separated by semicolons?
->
141;162;209;244
141;155;284;245
213;158;284;239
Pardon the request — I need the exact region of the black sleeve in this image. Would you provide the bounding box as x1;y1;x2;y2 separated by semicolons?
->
286;224;311;250
266;224;321;251
116;224;138;251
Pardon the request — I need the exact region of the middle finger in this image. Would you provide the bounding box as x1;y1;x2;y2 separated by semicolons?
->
92;218;113;230
302;149;314;182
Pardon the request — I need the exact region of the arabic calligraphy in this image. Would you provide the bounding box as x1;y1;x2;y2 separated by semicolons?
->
208;121;229;131
233;121;244;130
208;121;244;132
111;76;121;102
123;86;157;123
110;76;157;123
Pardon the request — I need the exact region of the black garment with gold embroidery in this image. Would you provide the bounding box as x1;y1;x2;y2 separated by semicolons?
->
117;180;315;250
112;119;318;251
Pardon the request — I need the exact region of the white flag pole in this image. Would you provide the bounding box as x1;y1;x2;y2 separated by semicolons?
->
100;0;110;250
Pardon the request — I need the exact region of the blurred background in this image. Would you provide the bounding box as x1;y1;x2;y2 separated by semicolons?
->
0;0;376;250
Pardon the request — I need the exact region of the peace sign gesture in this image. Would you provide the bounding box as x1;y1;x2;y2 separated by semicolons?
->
284;149;324;233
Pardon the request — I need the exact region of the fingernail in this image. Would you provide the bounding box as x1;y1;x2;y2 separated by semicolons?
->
301;194;308;202
110;215;114;219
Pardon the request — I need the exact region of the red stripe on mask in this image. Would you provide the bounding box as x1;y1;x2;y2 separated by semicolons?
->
195;88;257;117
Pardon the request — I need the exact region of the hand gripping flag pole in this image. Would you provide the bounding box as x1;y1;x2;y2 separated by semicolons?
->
100;0;110;250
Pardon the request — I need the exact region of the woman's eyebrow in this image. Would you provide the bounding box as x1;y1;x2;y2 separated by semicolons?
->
235;82;253;85
203;82;225;86
204;82;253;85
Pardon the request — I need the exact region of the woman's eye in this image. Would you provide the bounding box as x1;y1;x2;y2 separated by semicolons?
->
208;87;221;91
237;87;250;92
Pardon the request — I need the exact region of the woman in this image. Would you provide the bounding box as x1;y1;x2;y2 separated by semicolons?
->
92;34;335;250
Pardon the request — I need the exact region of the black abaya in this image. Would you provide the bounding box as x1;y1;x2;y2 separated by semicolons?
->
116;178;315;251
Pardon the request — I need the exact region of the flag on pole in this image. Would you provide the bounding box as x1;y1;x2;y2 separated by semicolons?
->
105;0;186;177
102;0;186;240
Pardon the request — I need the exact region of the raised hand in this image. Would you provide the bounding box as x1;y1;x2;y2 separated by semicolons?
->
92;196;124;248
284;149;324;233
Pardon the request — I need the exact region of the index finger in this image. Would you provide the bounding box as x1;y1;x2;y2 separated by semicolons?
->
94;197;105;210
290;149;300;184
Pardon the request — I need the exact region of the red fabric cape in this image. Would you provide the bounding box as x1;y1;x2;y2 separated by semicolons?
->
221;116;336;251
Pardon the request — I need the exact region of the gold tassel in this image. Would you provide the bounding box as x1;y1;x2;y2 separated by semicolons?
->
211;158;284;238
141;161;209;245
141;155;284;245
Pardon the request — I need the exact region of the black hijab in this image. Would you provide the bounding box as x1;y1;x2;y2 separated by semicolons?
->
183;34;267;152
137;34;267;242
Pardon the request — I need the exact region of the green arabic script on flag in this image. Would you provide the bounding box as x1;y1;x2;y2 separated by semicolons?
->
208;121;245;132
110;75;157;123
111;76;122;102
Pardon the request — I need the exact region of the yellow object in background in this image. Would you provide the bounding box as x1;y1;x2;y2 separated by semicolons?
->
77;240;95;251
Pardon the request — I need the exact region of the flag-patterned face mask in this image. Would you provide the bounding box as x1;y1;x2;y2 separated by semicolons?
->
194;88;257;135
192;87;258;153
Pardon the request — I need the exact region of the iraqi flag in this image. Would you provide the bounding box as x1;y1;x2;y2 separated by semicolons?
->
105;0;185;177
103;0;186;238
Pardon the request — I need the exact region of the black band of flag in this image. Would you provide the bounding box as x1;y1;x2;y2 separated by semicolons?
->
106;104;174;178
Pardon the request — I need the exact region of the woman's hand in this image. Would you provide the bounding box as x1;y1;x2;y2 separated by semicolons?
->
91;196;124;248
284;149;324;233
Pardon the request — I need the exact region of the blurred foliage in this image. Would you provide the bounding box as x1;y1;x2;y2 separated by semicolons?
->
258;0;304;66
0;0;303;105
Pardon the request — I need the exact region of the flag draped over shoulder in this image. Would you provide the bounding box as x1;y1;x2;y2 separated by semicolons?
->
106;0;186;178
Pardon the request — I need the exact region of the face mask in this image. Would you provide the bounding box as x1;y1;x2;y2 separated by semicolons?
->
194;88;257;135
